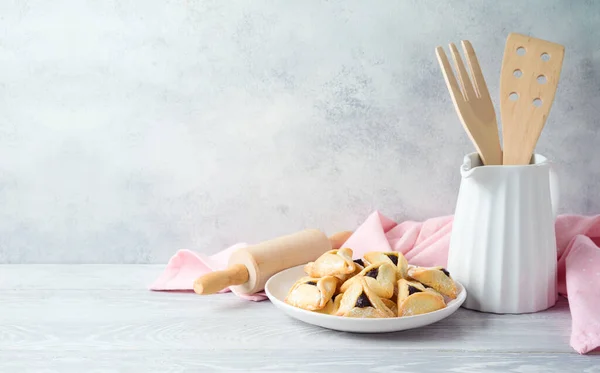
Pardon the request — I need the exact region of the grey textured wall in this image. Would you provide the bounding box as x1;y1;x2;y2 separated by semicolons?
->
1;1;599;263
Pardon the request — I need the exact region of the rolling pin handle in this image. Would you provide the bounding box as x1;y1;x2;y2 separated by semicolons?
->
328;230;353;249
193;264;250;295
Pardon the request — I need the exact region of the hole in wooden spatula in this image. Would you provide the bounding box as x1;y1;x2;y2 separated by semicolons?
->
541;53;550;61
517;47;526;56
509;92;519;101
513;69;522;78
537;75;547;84
533;98;543;107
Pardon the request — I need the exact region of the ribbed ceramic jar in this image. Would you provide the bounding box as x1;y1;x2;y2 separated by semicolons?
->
447;152;559;314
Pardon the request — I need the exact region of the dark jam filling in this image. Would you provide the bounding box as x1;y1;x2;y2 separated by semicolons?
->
365;268;379;279
440;268;450;277
353;259;365;267
385;254;399;266
355;292;373;308
306;281;317;286
408;285;422;295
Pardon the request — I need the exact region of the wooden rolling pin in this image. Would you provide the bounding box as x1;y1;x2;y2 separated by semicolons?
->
193;229;353;296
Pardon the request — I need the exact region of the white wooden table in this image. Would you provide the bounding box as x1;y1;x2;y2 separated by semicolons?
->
1;265;598;372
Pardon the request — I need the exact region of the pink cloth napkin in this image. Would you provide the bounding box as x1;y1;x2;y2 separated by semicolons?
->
150;211;600;354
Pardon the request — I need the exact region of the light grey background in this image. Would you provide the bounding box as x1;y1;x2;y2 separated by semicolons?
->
0;0;598;263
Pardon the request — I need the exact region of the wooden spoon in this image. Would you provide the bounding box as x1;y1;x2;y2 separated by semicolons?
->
500;33;565;165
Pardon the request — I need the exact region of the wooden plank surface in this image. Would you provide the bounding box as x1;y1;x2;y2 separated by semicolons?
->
0;351;599;373
0;264;160;290
0;265;598;372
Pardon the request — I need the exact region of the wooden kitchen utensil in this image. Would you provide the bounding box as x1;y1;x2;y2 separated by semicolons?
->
193;229;353;296
436;40;503;165
500;33;565;165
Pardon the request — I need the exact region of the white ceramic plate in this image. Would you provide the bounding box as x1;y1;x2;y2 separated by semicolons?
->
265;264;467;333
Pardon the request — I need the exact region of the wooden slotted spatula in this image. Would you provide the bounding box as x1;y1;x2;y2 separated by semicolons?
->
500;33;565;165
436;40;503;165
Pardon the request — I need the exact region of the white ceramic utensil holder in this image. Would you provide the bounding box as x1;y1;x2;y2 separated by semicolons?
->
447;152;559;314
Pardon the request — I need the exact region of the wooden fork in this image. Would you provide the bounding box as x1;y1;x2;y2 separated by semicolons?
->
436;41;502;165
